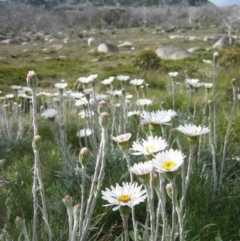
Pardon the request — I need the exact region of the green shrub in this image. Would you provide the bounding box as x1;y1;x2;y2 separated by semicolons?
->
134;49;161;70
219;46;240;67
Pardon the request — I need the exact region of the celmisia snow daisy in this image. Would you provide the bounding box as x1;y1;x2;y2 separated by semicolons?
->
54;82;68;89
75;97;88;107
130;79;145;86
112;133;132;144
78;77;90;84
185;79;203;88
77;128;93;137
78;74;98;84
11;85;22;90
136;99;153;106
78;110;94;119
185;78;199;85
140;111;172;126
156;109;178;119
41;108;58;119
127;110;140;117
131;135;168;156
129;161;153;176
176;124;210;137
68;91;85;99
116;75;130;82
101;182;147;211
101;76;115;85
204;83;213;89
152;149;185;173
168;72;178;77
5;94;14;99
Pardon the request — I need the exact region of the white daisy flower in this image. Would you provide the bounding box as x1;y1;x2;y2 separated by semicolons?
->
101;76;115;85
5;94;14;99
41;108;58;119
204;83;213;89
102;182;147;211
185;78;199;85
116;75;130;82
176;124;210;137
136;99;153;106
78;77;90;84
107;89;122;96
168;72;178;77
95;94;109;101
130;79;145;86
88;74;98;82
126;94;133;99
140;111;172;126
75;97;89;107
68;91;84;99
129;161;153;176
152;149;185;173
54;82;68;89
112;133;132;144
77;128;93;137
131;135;168;156
155;109;178;119
78;110;94;119
11;85;22;90
22;86;32;92
127;111;140;117
83;88;92;95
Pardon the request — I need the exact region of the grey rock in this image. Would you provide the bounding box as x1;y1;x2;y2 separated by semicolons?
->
155;46;193;60
204;35;222;42
88;37;104;47
188;47;205;53
98;43;118;53
117;41;134;49
213;36;235;49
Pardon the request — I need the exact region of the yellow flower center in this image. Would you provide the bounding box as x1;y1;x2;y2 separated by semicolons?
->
162;160;176;171
118;195;131;203
144;145;155;154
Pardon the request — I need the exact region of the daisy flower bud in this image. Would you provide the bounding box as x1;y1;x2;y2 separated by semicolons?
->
32;135;42;150
26;70;38;89
166;183;173;199
99;112;111;128
79;147;90;166
62;195;73;209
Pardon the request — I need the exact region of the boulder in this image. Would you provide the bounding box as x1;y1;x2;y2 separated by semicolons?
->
169;35;185;40
213;36;235;49
98;43;118;53
188;47;205;53
155;46;193;60
204;35;222;43
88;37;103;47
117;41;134;49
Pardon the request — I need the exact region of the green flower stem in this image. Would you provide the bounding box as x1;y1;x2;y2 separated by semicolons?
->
144;171;156;241
80;127;107;241
78;165;86;240
213;54;218;151
220;79;237;184
208;103;217;197
58;89;68;170
67;206;73;241
121;215;130;241
155;173;167;241
171;77;175;110
171;180;184;241
180;143;195;212
31;88;52;241
122;150;137;241
15;217;30;241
